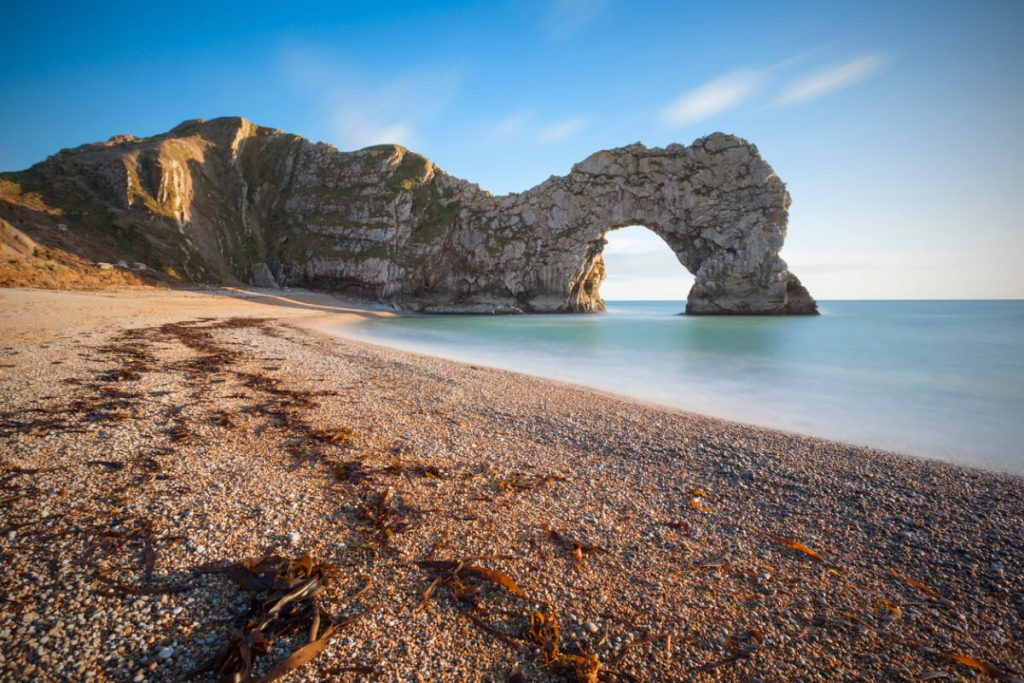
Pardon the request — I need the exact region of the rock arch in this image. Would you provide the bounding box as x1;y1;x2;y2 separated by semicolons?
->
420;132;817;314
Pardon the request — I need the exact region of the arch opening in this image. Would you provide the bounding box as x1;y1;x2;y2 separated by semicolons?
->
599;225;695;309
564;224;697;313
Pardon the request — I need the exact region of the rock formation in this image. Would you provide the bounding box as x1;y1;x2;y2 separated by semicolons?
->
0;117;817;314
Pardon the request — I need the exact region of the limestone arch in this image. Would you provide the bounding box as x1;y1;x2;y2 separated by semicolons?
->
457;133;818;315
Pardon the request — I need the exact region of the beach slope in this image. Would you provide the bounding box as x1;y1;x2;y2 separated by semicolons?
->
0;288;1021;682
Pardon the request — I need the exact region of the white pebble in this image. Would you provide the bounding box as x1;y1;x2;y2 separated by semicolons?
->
157;647;174;660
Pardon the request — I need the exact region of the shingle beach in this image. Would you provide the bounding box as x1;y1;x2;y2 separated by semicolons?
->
1;288;1021;682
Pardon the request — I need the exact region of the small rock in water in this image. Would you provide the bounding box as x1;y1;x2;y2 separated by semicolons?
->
157;647;174;660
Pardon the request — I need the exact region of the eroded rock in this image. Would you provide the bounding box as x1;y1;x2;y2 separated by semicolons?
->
0;117;816;314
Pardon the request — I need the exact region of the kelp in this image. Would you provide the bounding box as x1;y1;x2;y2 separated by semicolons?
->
415;557;526;611
96;571;194;596
336;460;445;485
775;536;843;575
940;653;1023;682
890;570;955;607
166;421;192;444
210;410;237;429
190;553;374;682
304;427;354;446
547;529;607;570
527;610;658;682
356;488;413;541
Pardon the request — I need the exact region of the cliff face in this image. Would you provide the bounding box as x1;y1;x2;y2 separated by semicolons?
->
0;116;817;314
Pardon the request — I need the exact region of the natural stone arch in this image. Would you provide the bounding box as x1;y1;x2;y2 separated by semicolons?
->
421;132;817;314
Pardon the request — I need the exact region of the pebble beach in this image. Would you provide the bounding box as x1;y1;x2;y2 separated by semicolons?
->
1;287;1021;682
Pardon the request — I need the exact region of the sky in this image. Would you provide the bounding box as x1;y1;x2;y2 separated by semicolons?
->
1;1;1022;299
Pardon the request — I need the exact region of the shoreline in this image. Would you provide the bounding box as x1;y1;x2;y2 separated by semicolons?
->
1;287;1022;681
323;320;970;477
322;298;1022;476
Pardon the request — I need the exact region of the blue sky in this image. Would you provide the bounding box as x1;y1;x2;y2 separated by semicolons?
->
2;0;1022;299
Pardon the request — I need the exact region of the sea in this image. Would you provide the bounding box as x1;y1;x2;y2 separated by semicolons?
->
338;300;1024;474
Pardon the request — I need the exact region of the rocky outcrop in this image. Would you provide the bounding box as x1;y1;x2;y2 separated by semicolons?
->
250;262;279;289
0;117;816;314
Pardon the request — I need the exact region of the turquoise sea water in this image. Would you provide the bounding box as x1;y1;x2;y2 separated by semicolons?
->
338;301;1024;474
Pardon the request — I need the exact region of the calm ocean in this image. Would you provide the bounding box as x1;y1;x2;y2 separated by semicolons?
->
337;301;1024;474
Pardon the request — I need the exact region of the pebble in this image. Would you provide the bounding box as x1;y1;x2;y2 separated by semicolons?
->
1;290;1022;683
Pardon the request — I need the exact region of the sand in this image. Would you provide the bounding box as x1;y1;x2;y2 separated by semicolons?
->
0;287;1021;682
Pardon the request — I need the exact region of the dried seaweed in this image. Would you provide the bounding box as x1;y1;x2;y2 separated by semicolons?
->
464;612;525;648
337;460;445;485
356;488;413;541
528;610;603;683
415;557;527;611
776;536;824;562
891;570;954;606
190;553;374;682
166;421;192;444
775;536;843;576
941;653;1022;681
210;410;237;428
547;529;607;570
304;426;353;446
95;570;195;595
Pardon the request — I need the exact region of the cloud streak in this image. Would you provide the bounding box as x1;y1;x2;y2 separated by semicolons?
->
659;51;887;129
774;54;886;105
659;70;764;126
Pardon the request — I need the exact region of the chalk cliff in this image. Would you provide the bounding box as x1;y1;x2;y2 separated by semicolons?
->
0;117;816;314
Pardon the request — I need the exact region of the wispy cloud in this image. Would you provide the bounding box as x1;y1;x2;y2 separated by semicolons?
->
658;49;888;129
276;43;462;150
774;54;886;105
536;116;587;143
541;0;610;39
659;70;764;126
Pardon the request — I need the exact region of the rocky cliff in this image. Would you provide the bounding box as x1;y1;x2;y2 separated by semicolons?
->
0;116;817;314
